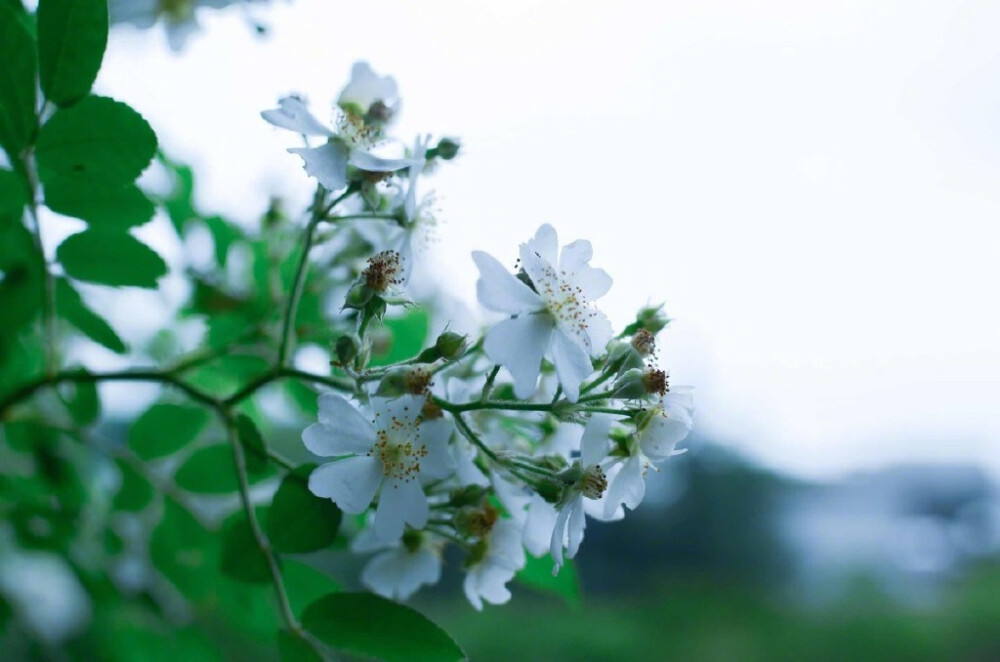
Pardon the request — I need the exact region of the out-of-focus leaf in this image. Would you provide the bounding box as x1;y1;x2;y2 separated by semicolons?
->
112;458;153;512
278;630;323;662
285;380;319;418
282;559;340;620
0;3;36;156
45;177;155;228
174;443;274;494
56;230;167;288
185;354;270;398
302;592;465;662
59;379;100;426
55;277;128;353
202;215;241;267
36;96;157;185
236;414;270;475
220;508;273;584
128;403;210;460
266;464;341;554
150;496;218;601
0;169;28;215
37;0;108;106
0;219;43;332
368;309;430;367
515;554;582;607
4;418;58;453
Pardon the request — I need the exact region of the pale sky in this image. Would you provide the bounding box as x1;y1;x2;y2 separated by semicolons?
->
83;0;1000;479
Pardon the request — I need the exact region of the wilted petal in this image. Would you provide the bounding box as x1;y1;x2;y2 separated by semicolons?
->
309;456;382;514
483;314;554;400
471;251;543;315
289;141;349;191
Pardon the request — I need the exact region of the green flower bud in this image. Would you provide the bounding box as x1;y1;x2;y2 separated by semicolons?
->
454;504;498;538
449;484;488;508
402;528;424;553
536;480;563;504
612;368;648;400
344;282;374;310
434;331;468;360
430;137;461;160
333;333;362;365
375;370;407;397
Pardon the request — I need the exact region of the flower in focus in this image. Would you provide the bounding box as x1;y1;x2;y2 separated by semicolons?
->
473;224;613;402
521;416;611;573
602;387;694;519
304;394;453;541
463;519;526;610
260;63;421;191
352;526;443;601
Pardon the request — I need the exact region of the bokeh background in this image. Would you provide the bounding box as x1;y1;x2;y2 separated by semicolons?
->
11;0;1000;659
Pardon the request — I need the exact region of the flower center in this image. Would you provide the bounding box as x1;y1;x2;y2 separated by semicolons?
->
370;425;428;482
529;255;600;349
643;368;668;396
579;465;608;500
336;112;381;148
363;250;403;293
631;329;656;357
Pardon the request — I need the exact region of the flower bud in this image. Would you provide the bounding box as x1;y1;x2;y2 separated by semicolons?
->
434;331;468;360
375;370;407;397
449;484;488;508
535;480;563;504
343;282;374;310
429;137;461;160
333;333;362;365
611;368;648;400
402;528;424;553
631;328;656;357
605;340;645;375
635;305;670;335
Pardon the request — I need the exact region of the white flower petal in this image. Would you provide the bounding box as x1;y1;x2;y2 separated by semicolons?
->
523;494;558;557
261;97;334;136
549;329;594;403
309;456;382;514
417;419;455;481
288;142;349;191
580;415;611;467
348;150;420;173
304;394;376;456
521;223;559;266
464;565;516;611
471;251;544;315
362;547;441;601
375;478;429;541
549;502;571;569
489;520;527;571
483;314;554;400
454;443;490;487
584;309;615;356
339;62;399;112
566;497;586;559
604;455;646;519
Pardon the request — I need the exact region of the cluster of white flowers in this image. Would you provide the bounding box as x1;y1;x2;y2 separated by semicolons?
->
264;63;693;610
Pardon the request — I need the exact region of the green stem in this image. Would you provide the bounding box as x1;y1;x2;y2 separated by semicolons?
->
452;413;499;463
21;150;56;377
326;213;398;223
579;369;615;396
480;365;500;401
435;396;554;414
221;413;324;659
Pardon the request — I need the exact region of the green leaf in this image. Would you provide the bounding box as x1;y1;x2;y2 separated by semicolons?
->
56;230;167;288
302;593;465;662
59;379;100;425
516;554;582;607
0;219;44;332
369;309;430;367
36;96;157;185
37;0;108;107
129;403;210;460
45;177;155;229
0;169;28;216
220;509;273;584
236;414;269;475
278;630;323;662
203;215;241;267
55;277;128;353
112;458;153;512
282;560;340;620
184;354;270;398
151;496;218;601
267;465;341;553
285;380;319;418
0;3;36;157
174;443;274;494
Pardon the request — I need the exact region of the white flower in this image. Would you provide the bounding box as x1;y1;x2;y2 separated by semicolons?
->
109;0;239;51
463;519;526;610
473;224;613;402
602;387;694;519
352;526;443;601
261;63;421;191
304;394;453;541
521;416;612;573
